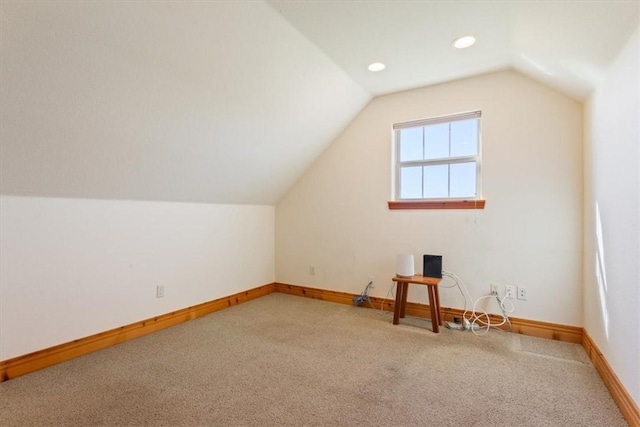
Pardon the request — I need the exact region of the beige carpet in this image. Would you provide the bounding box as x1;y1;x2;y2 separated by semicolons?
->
0;293;627;426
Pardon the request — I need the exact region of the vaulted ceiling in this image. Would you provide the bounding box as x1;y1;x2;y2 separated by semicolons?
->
1;1;638;205
270;0;639;100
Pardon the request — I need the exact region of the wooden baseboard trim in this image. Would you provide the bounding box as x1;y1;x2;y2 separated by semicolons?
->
274;282;358;305
583;331;640;426
0;283;276;382
274;282;583;343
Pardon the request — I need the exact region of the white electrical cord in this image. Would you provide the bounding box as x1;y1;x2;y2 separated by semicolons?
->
442;270;514;336
439;273;472;313
379;282;396;315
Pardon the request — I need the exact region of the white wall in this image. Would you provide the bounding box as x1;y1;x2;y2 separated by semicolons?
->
0;196;274;360
584;28;640;407
276;70;584;326
0;1;370;205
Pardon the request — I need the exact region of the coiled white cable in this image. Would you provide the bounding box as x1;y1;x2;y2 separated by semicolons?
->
442;270;514;335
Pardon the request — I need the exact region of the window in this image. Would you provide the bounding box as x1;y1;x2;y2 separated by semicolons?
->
390;111;484;210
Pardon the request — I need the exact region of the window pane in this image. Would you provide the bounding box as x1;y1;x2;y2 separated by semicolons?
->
424;123;449;160
450;162;476;198
400;166;422;199
423;164;448;198
450;119;478;157
399;127;423;162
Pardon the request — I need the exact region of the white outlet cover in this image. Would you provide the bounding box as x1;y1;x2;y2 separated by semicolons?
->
517;287;527;300
505;285;515;298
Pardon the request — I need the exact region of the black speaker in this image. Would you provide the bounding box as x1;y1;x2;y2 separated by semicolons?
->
423;255;442;278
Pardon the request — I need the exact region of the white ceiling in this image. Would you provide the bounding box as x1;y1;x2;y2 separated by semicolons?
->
269;0;640;100
1;1;638;205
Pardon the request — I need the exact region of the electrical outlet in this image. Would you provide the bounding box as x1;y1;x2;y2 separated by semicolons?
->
505;285;515;299
309;265;316;275
490;283;499;295
517;286;527;300
156;285;165;298
368;276;375;288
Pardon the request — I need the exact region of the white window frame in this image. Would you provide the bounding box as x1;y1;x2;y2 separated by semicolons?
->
393;111;482;201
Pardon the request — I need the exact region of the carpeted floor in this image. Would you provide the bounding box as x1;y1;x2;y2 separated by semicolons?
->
0;293;627;426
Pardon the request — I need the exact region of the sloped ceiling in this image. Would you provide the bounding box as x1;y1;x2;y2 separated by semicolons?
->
0;1;370;204
269;0;639;100
1;1;638;205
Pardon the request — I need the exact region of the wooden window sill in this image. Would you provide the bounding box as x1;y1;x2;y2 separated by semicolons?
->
388;200;486;210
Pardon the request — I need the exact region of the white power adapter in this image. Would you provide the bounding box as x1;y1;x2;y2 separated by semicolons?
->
463;318;480;331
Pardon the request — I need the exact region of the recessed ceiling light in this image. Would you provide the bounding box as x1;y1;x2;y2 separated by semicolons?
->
452;36;476;49
368;62;386;72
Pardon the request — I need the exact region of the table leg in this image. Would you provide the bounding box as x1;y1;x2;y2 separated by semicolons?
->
434;284;442;326
392;281;403;325
400;283;409;318
427;286;440;333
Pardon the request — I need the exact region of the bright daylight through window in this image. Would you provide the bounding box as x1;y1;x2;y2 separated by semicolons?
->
394;111;481;202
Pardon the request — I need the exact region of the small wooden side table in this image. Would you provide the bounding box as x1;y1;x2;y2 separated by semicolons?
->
392;275;442;333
